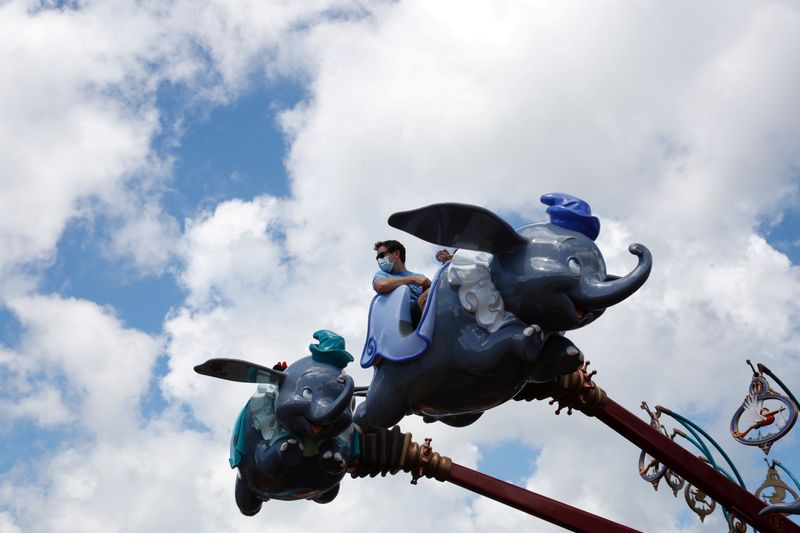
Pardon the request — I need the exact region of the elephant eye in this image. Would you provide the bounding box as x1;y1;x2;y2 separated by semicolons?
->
567;257;581;274
301;387;313;400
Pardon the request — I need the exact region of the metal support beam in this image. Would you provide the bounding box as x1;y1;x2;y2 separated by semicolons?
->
447;463;642;533
351;427;643;532
596;397;800;533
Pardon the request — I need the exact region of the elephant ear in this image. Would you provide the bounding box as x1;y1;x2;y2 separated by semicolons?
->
194;358;285;385
388;203;527;254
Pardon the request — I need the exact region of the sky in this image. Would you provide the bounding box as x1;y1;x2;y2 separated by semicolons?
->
1;1;800;532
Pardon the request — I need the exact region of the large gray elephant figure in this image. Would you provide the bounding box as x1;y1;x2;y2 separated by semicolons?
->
354;193;652;430
195;330;358;516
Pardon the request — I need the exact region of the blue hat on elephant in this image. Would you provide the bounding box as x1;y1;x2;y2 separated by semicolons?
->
310;329;354;369
540;192;601;241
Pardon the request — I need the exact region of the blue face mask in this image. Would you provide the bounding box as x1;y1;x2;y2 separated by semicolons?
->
377;256;393;273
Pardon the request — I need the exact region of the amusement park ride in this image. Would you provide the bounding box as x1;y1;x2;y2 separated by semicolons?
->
195;194;800;532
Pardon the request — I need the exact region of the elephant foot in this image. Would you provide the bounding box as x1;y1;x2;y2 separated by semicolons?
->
518;325;546;363
235;476;265;516
255;438;304;475
318;444;348;474
529;335;584;382
279;438;304;467
312;484;340;504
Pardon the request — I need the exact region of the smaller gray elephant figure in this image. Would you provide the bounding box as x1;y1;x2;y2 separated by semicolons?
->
355;193;652;430
195;330;358;516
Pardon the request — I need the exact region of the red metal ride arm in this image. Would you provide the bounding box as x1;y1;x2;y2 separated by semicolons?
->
596;398;800;533
516;363;800;533
447;463;642;533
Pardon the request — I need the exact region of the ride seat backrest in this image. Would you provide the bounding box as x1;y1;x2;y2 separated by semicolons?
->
385;285;415;335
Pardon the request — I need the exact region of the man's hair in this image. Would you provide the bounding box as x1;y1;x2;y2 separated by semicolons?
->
374;240;406;262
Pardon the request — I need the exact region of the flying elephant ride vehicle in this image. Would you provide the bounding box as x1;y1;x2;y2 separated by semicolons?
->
194;192;655;521
355;192;652;430
195;330;362;516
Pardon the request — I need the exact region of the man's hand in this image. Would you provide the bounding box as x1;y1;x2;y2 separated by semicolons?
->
435;249;454;263
374;274;431;293
410;275;432;289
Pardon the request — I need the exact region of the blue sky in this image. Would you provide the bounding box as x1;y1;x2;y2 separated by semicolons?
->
2;2;800;533
34;84;299;335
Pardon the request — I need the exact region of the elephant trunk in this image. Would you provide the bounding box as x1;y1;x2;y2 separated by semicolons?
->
572;243;652;309
309;374;354;424
278;397;309;418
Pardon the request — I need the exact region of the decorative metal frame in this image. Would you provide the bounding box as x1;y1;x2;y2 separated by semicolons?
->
633;360;800;532
638;402;668;489
684;481;716;522
755;460;799;507
729;364;798;454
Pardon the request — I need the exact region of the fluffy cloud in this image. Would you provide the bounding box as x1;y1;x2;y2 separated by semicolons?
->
0;512;22;533
5;295;162;432
0;2;158;282
0;0;373;290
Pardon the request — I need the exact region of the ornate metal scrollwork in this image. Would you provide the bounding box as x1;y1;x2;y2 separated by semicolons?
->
637;402;669;489
684;482;716;522
638;449;666;490
727;510;747;533
755;461;799;508
664;469;684;497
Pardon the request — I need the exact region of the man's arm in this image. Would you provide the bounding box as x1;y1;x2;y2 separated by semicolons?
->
373;274;431;293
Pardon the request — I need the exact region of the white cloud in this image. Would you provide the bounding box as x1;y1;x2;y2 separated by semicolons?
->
0;512;22;533
0;1;164;284
179;197;291;307
282;0;800;240
0;0;374;290
6;295;163;434
0;385;74;427
107;200;182;276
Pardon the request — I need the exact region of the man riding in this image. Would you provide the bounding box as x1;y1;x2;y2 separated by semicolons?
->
372;240;432;323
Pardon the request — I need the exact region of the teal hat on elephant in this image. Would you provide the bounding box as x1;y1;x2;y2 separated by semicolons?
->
310;329;354;369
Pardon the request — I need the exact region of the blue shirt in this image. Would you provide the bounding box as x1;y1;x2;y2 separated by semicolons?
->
373;270;424;302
